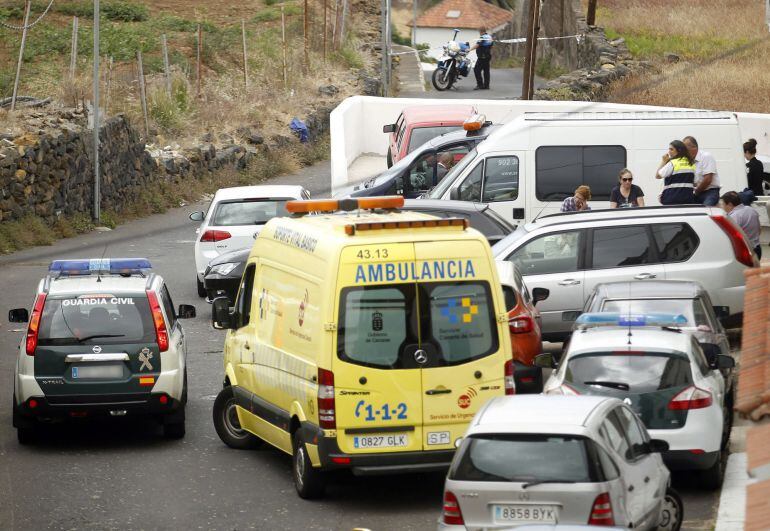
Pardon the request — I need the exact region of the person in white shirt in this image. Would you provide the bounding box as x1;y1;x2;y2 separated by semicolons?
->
684;136;720;206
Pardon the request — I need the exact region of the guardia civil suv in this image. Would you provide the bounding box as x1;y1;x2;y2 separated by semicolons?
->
9;259;196;444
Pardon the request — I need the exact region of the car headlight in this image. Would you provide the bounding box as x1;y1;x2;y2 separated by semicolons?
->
209;262;238;276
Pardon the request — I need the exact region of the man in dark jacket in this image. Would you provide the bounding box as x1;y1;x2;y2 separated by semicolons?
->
472;27;493;90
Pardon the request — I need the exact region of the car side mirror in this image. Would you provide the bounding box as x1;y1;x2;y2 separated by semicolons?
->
532;287;549;305
9;308;29;323
701;343;721;368
717;354;736;370
189;211;205;222
449;187;460;201
212;297;236;330
712;305;730;320
647;439;669;453
382;124;396;133
178;304;196;319
534;352;556;369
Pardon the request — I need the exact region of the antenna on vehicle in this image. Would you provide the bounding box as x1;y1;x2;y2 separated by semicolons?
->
626;282;633;344
96;243;108;283
532;202;553;223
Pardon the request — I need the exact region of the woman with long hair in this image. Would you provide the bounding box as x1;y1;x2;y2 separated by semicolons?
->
744;138;765;197
610;168;645;208
656;140;696;205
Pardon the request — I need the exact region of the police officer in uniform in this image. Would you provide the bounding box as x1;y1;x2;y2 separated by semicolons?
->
472;27;493;90
656;140;697;205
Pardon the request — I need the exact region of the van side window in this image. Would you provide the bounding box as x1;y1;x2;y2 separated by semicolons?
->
482;156;519;202
236;264;256;328
651;223;699;263
535;146;626;201
458;163;483;201
508;230;583;276
590;225;654;269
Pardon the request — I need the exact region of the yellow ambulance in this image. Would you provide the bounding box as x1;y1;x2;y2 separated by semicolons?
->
211;196;514;498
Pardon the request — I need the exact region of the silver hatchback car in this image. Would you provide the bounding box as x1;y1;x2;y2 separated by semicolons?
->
439;396;683;531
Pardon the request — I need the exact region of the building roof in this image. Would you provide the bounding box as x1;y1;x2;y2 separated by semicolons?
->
412;0;512;31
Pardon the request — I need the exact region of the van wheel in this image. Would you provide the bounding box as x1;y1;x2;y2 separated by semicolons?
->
700;452;725;490
196;277;206;298
292;432;325;499
213;386;261;449
658;488;683;531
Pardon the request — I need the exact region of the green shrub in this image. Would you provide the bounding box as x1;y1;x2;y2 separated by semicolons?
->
148;76;190;132
102;1;148;22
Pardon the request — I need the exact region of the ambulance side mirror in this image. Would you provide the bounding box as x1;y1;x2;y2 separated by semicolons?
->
212;297;236;330
9;308;29;323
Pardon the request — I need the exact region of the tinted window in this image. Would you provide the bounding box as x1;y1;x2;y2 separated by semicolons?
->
436;145;471;183
591;226;654;269
536;146;626;201
450;434;593;483
600;416;630;459
38;295;154;346
564;352;692;393
482;156;520;202
502;286;518;311
614;407;648;460
652;223;699;262
408;126;462;152
509;230;583;276
237;264;256;327
407;153;436;193
160;285;177;329
458;163;483;202
212;199;291;226
600;298;708;327
594;442;620;479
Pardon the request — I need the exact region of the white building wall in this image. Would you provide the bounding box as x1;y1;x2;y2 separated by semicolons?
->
413;27;483;59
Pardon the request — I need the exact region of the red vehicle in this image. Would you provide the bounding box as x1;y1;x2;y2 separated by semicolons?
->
496;261;549;394
382;105;477;167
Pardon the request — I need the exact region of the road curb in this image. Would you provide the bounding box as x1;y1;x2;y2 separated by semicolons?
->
715;452;749;530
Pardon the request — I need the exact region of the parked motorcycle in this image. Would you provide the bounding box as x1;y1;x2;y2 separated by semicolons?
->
432;29;473;91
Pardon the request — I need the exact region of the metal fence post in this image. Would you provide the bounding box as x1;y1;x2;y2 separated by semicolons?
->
93;0;101;222
10;0;32;111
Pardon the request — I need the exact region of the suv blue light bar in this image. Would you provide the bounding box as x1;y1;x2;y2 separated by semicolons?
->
49;258;152;276
576;312;688;327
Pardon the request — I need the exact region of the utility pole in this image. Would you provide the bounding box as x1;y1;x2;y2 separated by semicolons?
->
93;0;101;222
521;0;540;100
10;0;32;112
411;0;417;47
587;0;597;26
381;0;390;96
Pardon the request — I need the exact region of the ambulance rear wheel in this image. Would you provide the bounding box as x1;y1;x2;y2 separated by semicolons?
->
213;386;261;449
292;432;326;499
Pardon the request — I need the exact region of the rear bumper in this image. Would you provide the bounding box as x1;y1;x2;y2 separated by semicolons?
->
14;393;183;422
663;449;720;471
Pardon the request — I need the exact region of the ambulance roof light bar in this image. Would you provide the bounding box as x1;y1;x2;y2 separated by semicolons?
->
463;113;488;131
285;196;405;215
344;217;468;236
48;258;153;278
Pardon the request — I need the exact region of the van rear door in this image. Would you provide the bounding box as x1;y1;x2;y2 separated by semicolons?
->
415;240;507;451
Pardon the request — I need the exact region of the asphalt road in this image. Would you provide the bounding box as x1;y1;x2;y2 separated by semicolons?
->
421;66;545;100
0;160;721;530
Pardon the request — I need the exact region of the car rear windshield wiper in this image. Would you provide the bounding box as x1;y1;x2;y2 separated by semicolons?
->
522;479;578;489
584;380;630;391
76;334;125;342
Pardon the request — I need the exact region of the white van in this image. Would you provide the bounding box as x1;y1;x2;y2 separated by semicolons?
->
425;111;747;225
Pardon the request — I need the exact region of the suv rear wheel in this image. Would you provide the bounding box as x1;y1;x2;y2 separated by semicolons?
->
13;396;37;445
213;386;261;449
292;431;325;499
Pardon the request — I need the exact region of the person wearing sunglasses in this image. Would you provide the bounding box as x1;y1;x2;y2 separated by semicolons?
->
610;168;645;208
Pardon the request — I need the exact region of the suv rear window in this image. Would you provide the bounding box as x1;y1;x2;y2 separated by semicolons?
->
38;294;155;346
212;198;291;226
450;434;593;483
338;281;498;369
564;352;692;393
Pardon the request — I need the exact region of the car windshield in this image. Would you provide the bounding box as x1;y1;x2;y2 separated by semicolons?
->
600;298;709;327
408;126;462;153
450;434;593;483
38;294;155;346
212;198;292;226
565;352;692;393
427;148;477;198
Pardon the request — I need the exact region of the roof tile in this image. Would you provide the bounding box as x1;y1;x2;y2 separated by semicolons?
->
413;0;512;31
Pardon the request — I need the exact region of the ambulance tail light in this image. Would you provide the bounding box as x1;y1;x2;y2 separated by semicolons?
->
25;293;47;356
286;196;404;215
200;230;231;242
710;214;755;268
463;113;486;131
504;359;516;395
146;291;169;352
317;368;336;429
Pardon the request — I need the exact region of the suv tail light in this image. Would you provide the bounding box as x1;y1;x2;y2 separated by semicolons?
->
317;368;336;429
509;315;534;334
442;491;465;525
588;492;615;526
504;359;516;395
668;385;712;410
26;293;47;356
710;214;755;267
146;291;169;352
200;230;231;242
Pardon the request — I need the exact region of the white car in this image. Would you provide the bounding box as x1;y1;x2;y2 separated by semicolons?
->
539;314;734;489
440;395;681;531
189;185;310;296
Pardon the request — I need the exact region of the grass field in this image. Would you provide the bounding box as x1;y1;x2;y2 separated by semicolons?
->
591;0;770;112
